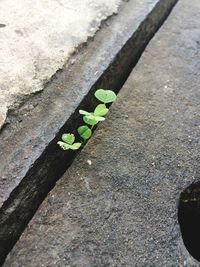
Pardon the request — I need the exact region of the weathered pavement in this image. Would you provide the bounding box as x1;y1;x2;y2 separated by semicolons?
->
0;0;178;263
3;0;200;266
0;0;174;212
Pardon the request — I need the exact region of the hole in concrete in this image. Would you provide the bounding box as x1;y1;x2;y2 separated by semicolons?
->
178;182;200;262
0;24;6;28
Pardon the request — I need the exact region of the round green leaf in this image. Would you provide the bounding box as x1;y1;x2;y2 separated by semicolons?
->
62;133;75;145
94;104;109;116
95;89;117;104
70;142;82;150
79;109;91;116
78;125;92;140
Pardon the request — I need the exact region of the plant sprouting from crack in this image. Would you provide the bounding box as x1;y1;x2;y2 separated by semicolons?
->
57;89;117;151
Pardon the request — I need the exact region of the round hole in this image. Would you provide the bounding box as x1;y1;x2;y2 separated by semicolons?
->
178;182;200;261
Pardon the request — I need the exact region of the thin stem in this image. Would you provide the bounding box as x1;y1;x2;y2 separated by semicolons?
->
81;139;86;146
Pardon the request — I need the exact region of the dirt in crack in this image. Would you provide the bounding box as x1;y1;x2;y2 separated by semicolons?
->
178;182;200;262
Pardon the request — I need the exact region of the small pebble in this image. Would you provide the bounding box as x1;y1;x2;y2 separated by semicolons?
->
87;159;92;165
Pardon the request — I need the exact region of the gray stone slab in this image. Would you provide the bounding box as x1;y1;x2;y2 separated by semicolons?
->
0;0;122;130
4;0;200;266
0;0;124;206
0;0;168;209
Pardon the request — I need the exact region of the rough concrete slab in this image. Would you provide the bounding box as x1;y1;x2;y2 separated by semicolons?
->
0;0;122;129
0;0;177;237
0;0;136;208
4;0;200;266
0;0;178;263
0;0;167;206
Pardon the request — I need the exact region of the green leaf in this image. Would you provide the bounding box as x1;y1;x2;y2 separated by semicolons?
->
78;125;92;140
62;133;75;145
70;142;82;150
79;109;91;116
57;141;71;150
57;141;81;150
93;116;105;122
94;104;109;116
83;114;105;125
83;115;98;126
95;89;117;104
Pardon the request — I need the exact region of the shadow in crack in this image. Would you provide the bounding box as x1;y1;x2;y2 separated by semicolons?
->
178;182;200;262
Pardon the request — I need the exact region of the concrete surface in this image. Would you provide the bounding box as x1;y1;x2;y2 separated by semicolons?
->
4;0;200;266
0;0;121;129
0;0;178;263
0;0;175;221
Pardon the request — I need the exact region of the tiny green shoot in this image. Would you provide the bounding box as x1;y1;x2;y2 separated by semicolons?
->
57;89;117;151
57;133;81;150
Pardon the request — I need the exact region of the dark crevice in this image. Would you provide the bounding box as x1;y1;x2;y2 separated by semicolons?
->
178;182;200;262
0;0;178;265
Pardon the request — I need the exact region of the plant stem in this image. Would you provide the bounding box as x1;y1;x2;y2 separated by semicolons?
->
82;139;86;146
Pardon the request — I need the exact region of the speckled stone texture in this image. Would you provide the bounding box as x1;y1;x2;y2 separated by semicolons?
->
4;0;200;266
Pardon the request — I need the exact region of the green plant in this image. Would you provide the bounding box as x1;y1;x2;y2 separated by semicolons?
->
57;133;81;150
57;89;117;151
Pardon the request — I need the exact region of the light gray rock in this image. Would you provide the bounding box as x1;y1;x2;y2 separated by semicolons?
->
0;0;121;129
4;0;200;266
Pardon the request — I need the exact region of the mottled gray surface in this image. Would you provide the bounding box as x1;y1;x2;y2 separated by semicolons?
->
4;0;200;266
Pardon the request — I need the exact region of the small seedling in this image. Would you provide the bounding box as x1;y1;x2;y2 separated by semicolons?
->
57;89;117;151
57;133;81;150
